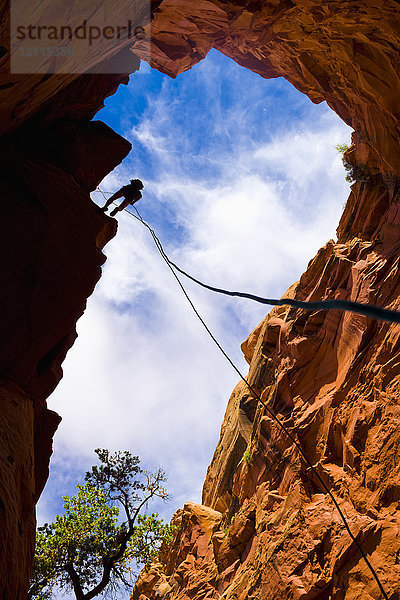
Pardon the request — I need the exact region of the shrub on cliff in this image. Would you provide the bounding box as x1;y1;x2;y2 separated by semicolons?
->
28;449;174;600
336;142;369;183
335;142;355;182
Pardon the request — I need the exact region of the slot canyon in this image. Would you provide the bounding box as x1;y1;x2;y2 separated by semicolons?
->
1;1;400;598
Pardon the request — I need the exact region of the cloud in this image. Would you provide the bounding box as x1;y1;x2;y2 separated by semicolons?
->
39;49;352;598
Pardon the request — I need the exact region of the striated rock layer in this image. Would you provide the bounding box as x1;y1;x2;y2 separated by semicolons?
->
131;2;400;600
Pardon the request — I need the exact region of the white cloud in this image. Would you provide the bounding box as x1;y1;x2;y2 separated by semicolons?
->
39;49;352;598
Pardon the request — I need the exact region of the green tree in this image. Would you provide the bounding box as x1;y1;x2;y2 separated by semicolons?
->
28;449;175;600
335;142;349;155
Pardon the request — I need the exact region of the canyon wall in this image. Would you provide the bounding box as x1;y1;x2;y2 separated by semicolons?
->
131;1;400;599
1;0;400;598
0;79;127;596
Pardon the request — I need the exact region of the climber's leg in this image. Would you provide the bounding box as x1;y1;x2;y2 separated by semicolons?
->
101;190;123;211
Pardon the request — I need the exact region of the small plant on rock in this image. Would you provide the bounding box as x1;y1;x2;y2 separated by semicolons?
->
335;142;349;155
243;444;252;466
335;142;356;182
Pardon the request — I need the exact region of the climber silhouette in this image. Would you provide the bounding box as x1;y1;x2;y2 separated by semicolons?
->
101;179;144;216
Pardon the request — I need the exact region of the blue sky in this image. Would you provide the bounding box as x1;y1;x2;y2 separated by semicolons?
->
37;48;352;597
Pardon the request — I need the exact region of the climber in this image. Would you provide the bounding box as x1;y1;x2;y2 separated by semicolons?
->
101;179;144;216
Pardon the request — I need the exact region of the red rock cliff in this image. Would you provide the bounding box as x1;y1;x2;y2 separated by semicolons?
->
0;91;127;598
131;1;400;599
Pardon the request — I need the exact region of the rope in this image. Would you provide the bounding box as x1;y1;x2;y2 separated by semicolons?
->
163;263;400;325
96;187;389;598
94;190;400;326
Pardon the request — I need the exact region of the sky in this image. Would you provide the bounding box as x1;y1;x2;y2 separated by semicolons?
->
37;48;352;597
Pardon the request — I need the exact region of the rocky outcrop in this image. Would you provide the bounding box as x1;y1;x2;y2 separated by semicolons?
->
133;504;224;600
0;106;127;597
131;2;400;599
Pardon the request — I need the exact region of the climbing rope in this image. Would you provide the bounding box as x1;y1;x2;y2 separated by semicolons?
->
96;188;390;599
162;264;400;324
94;190;400;326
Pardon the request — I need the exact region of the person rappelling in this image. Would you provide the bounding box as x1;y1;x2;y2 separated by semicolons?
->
101;179;144;216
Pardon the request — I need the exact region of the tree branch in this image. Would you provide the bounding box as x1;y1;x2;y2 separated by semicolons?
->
65;563;85;600
82;561;113;600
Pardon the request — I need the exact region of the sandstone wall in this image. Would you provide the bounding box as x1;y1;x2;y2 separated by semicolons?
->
0;100;127;597
0;380;35;600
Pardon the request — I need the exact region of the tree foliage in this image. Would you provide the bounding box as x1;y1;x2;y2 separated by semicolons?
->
28;449;175;600
335;142;364;183
335;142;350;155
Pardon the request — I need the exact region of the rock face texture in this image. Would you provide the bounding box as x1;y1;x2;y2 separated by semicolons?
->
0;99;127;597
0;380;36;600
131;2;400;600
1;0;400;598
